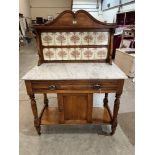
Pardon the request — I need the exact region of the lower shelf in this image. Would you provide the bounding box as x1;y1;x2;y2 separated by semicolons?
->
40;107;112;125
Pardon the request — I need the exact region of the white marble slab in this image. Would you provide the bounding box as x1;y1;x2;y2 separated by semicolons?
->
22;63;127;80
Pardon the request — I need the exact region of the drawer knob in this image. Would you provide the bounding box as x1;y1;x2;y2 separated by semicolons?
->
93;84;102;90
48;85;56;90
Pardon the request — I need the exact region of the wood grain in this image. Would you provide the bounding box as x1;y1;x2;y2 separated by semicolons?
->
24;10;125;135
40;107;112;125
33;10;116;65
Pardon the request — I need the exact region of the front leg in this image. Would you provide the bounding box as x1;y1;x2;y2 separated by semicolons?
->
43;93;48;107
111;93;121;135
99;93;111;136
103;93;108;107
29;94;41;135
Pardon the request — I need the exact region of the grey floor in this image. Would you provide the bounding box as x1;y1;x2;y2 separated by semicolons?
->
19;41;135;155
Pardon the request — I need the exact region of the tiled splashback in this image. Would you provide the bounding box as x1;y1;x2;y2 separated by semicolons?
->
43;48;107;60
41;32;109;46
41;32;109;60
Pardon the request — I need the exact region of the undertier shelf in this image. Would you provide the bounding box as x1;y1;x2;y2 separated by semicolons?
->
40;107;112;125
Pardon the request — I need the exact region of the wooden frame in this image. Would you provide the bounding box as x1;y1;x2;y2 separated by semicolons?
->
24;10;126;135
25;79;124;135
33;10;116;65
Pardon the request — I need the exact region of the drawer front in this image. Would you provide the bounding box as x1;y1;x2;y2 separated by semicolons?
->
31;80;122;93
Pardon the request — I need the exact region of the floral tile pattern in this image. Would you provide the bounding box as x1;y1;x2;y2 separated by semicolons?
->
69;48;82;60
55;32;68;45
43;48;108;60
41;32;108;60
68;32;81;45
82;48;95;60
81;32;95;45
41;32;109;46
43;48;56;60
41;33;54;46
96;32;109;45
55;48;68;60
95;48;108;59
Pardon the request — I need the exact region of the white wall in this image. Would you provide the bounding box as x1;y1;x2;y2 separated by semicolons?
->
73;0;97;4
19;0;31;18
19;0;134;23
72;0;104;22
30;0;72;20
72;0;134;23
102;0;135;23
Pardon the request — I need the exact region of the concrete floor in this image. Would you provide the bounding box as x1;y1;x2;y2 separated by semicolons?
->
19;41;135;155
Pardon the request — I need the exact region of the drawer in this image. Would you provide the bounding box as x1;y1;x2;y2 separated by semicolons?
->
31;80;121;93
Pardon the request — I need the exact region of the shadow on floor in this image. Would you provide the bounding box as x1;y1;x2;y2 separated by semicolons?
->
21;124;113;136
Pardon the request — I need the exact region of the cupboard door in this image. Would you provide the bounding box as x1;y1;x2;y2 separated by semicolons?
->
58;93;93;124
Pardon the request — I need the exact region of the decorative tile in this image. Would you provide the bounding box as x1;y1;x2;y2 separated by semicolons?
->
82;48;95;60
43;47;108;60
41;32;109;61
69;48;82;60
94;48;108;59
43;48;56;60
68;32;81;45
41;32;109;46
55;32;67;45
82;32;94;45
95;32;109;45
55;48;69;60
41;33;54;46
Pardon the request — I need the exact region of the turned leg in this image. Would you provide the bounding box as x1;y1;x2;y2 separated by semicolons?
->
43;93;48;107
111;93;121;135
100;93;111;135
29;94;41;135
103;93;108;107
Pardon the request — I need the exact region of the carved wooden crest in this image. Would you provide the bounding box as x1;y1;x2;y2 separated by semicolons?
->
34;10;116;30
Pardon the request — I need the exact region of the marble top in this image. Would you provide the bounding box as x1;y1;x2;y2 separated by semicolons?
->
22;63;127;80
